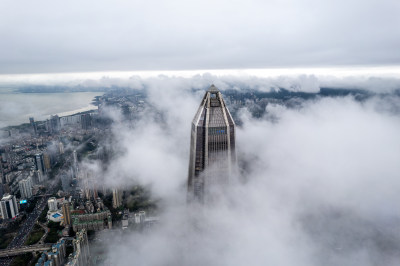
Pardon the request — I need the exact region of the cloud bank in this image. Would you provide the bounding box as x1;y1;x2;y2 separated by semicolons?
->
78;77;400;266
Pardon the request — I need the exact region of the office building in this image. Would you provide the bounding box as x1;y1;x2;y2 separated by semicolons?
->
48;197;58;212
18;176;33;199
187;85;236;203
0;194;19;219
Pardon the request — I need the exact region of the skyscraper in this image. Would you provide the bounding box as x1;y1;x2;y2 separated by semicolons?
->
62;202;72;226
50;115;61;133
112;188;122;208
81;113;92;130
48;197;58;212
187;85;236;203
29;117;37;136
43;153;51;172
0;194;19;219
73;150;78;176
58;142;65;155
18;176;33;199
35;153;46;174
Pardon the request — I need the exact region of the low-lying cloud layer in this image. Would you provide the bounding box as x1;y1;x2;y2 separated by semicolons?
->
81;77;400;266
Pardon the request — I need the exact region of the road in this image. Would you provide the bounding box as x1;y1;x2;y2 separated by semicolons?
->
0;184;56;266
0;244;52;258
36;222;50;245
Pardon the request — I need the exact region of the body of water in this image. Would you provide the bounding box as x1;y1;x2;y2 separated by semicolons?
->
0;89;102;128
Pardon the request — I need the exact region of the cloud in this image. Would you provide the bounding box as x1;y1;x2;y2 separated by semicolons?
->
1;72;400;265
84;78;400;266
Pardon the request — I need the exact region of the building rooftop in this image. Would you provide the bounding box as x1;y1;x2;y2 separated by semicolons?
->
208;84;219;92
1;194;13;201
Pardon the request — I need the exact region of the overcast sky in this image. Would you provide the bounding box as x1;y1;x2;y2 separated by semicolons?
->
1;0;400;74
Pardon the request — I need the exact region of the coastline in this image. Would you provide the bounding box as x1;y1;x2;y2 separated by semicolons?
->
0;92;103;129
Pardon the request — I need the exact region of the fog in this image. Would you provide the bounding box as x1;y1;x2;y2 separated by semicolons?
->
74;76;400;266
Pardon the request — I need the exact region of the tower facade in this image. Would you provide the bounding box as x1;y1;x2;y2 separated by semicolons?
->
187;85;236;203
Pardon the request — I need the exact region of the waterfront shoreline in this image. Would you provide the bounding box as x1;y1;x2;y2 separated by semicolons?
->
0;92;103;129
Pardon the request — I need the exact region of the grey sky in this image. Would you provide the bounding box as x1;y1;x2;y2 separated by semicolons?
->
1;0;400;74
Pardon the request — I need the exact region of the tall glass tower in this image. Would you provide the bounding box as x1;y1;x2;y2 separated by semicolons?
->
187;85;236;203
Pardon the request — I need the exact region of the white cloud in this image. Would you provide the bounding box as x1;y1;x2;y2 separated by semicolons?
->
89;79;400;266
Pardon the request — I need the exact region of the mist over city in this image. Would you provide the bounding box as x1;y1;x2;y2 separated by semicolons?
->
1;0;400;265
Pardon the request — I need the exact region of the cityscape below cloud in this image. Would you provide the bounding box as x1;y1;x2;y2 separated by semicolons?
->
1;0;400;264
1;72;399;265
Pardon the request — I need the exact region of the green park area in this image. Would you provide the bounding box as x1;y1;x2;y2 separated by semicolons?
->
11;253;33;266
25;224;45;245
45;221;63;243
0;229;14;249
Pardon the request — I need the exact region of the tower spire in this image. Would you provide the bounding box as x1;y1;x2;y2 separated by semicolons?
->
208;84;219;92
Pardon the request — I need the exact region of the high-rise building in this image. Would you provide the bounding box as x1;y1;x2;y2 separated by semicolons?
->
0;184;4;199
112;189;122;209
48;197;58;212
35;169;44;184
35;153;46;175
73;150;78;176
43;153;51;171
62;202;72;226
61;173;71;192
18;176;33;199
50;115;61;133
187;85;236;203
29;117;37;136
81;114;92;130
66;229;90;266
59;142;65;155
36;238;66;266
0;194;19;219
